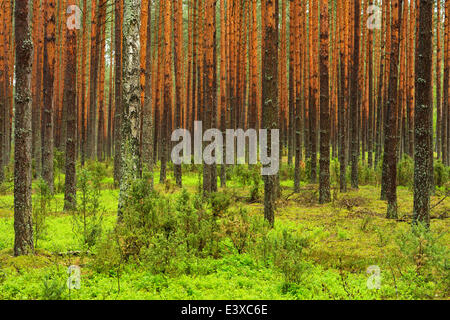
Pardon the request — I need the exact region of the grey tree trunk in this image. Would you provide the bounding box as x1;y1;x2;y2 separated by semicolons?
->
118;0;142;218
113;0;123;185
14;0;34;256
413;0;433;227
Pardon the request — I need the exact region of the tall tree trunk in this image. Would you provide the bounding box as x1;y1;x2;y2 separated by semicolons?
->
159;0;172;184
413;0;433;226
436;0;442;160
383;0;403;219
442;0;449;166
219;0;228;188
97;0;107;162
309;0;318;184
118;0;142;218
88;0;100;160
14;0;34;256
261;0;279;227
294;0;303;193
80;0;88;167
367;0;374;168
42;0;56;193
64;1;78;211
407;0;415;158
174;0;184;188
114;0;123;185
319;0;330;203
338;0;348;192
0;4;6;183
203;0;217;195
350;0;361;189
142;0;154;185
31;0;42;178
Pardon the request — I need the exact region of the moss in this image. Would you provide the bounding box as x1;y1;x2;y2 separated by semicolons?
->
0;159;448;299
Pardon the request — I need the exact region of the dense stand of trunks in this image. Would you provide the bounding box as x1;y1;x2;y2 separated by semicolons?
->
7;0;449;254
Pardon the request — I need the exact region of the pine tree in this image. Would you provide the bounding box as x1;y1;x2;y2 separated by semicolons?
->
64;0;78;211
413;0;434;226
383;0;404;219
14;0;34;256
261;0;279;227
42;0;57;193
319;0;331;203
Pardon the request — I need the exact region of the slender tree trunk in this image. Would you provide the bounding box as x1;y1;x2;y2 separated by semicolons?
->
114;0;123;185
309;0;318;184
159;0;172;185
367;0;374;168
383;0;403;219
319;0;330;203
350;0;361;189
97;0;107;162
436;0;442;160
338;0;348;192
174;0;183;187
294;0;303;193
88;0;100;160
203;0;217;195
31;0;42;178
407;0;415;158
142;0;153;186
219;0;228;188
64;1;78;211
261;0;279;227
442;0;449;166
42;0;56;193
80;0;88;167
0;5;5;183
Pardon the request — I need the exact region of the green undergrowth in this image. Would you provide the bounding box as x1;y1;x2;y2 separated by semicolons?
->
0;160;448;300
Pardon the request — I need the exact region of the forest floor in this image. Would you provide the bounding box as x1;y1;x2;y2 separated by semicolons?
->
0;162;448;300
